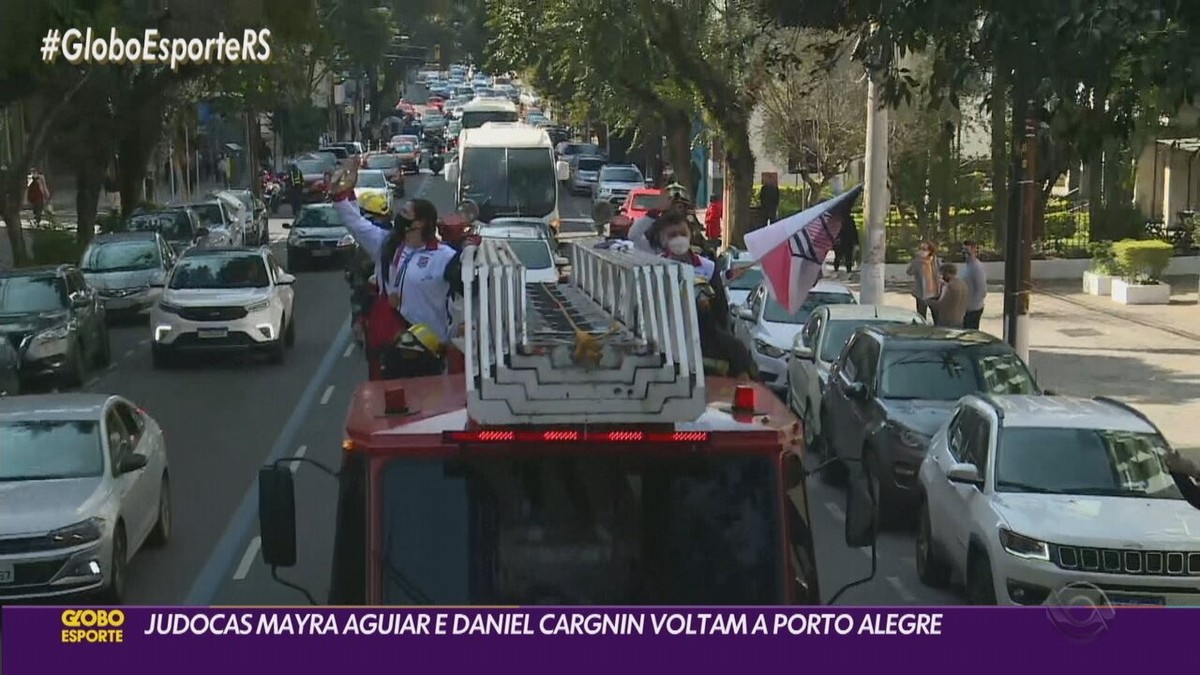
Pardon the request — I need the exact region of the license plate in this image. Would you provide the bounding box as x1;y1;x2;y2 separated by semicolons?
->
1107;594;1165;606
311;248;333;257
197;328;228;339
0;561;13;584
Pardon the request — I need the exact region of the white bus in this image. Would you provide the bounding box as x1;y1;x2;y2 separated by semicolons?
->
446;123;570;226
459;97;519;130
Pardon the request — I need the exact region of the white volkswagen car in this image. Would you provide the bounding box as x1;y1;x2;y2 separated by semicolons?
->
0;394;170;603
732;280;857;393
480;223;567;284
150;247;295;367
917;394;1200;606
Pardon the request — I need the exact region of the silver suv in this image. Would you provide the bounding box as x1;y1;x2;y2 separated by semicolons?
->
593;164;645;205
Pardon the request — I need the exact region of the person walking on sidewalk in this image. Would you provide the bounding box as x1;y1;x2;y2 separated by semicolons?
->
758;174;780;224
929;263;968;329
217;154;231;188
961;240;987;329
906;240;942;322
26;169;50;226
833;213;859;274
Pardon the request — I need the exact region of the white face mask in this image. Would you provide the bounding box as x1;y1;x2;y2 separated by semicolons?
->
667;236;691;255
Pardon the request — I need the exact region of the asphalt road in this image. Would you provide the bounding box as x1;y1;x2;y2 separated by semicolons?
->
83;170;965;607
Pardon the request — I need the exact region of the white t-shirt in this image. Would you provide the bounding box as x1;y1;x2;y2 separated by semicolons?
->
629;215;658;253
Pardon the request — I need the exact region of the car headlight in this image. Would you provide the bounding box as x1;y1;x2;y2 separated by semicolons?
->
33;324;70;342
48;517;104;548
754;339;786;359
157;301;182;315
888;422;929;449
338;233;355;247
246;300;270;313
999;528;1050;562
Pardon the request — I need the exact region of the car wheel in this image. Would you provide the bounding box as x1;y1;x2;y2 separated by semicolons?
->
817;406;845;485
916;499;951;587
284;313;296;348
147;474;171;547
151;344;173;369
94;328;112;367
101;524;127;604
966;549;997;605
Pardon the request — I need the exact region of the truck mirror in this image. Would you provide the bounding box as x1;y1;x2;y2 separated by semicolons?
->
258;466;297;568
445;160;460;184
844;461;876;548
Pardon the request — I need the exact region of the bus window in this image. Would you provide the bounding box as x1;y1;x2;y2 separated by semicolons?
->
461;110;519;130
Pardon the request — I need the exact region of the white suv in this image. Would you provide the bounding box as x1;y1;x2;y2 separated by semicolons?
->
150;247;296;367
916;393;1200;606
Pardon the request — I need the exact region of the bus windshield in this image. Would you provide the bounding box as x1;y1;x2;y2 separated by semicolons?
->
461;109;519;129
376;454;784;605
461;147;557;218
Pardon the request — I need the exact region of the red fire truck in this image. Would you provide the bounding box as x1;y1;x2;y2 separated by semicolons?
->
258;236;873;604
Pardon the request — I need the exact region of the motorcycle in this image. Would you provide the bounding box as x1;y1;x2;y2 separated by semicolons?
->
427;137;446;175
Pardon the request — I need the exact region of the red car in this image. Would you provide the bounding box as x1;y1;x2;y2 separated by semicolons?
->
620;188;666;220
426;96;445;112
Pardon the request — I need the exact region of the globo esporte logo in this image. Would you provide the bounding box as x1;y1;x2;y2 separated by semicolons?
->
61;608;125;643
1044;582;1116;642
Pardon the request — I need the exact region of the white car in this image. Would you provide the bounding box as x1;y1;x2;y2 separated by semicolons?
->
353;169;395;206
916;394;1200;606
0;394;170;603
731;280;857;393
479;224;566;284
150;247;296;367
787;304;926;446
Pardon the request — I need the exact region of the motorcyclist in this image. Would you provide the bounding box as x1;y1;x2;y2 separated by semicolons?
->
345;193;394;347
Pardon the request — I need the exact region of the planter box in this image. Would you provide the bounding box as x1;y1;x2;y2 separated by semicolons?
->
1083;270;1113;296
1111;279;1171;305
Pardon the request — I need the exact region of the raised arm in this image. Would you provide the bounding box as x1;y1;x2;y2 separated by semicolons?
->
332;197;387;260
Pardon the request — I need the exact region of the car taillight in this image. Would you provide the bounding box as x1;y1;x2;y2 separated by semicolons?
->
443;430;710;444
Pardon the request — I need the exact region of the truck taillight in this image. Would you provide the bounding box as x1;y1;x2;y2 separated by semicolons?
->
443;430;710;444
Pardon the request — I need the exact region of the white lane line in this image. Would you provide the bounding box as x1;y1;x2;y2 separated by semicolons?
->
343;343;354;358
320;385;335;405
824;501;845;522
887;576;919;603
139;338;150;346
232;537;261;580
107;363;117;371
290;445;308;474
124;348;136;359
84;377;100;389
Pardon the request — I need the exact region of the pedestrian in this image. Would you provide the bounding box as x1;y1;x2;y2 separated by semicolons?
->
905;240;942;322
25;169;49;226
961;240;987;330
216;154;230;188
704;196;723;247
758;173;780;224
833;213;859;273
928;263;968;329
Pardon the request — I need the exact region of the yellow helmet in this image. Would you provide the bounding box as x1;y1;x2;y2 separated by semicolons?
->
396;323;441;354
360;192;391;219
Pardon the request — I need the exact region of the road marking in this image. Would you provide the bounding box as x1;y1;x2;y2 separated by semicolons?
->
84;377;99;389
289;445;307;474
320;385;334;405
139;338;150;346
887;576;918;603
824;501;845;522
343;343;354;358
124;348;136;359
232;537;261;580
107;363;117;371
186;318;351;604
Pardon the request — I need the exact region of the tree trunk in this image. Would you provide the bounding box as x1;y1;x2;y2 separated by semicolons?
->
75;164;104;246
990;69;1009;248
1085;154;1103;225
664;112;693;197
0;174;29;267
722;122;755;248
117;139;147;217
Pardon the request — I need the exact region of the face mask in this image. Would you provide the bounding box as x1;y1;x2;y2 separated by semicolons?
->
667;236;691;255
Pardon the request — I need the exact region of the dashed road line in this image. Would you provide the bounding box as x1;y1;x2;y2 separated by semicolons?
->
124;348;136;359
887;576;919;603
232;537;261;580
289;445;308;474
320;385;334;405
343;343;354;358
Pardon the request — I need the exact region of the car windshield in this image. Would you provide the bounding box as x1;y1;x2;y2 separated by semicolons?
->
169;255;270;289
296;160;324;174
727;265;762;291
0;276;69;313
397;144;416;153
820;320;916;363
81;240;160;272
500;239;553;269
602;168;641;182
461;147;556;218
295;208;343;228
357;172;389;188
878;346;1038;400
631;193;664;210
763;291;856;324
578;158;604;172
190;203;227;230
366;155;400;170
995;428;1182;499
377;454;783;604
0;421;103;481
128;212;193;240
560;144;582;156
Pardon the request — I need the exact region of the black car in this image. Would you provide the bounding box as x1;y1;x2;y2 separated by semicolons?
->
128;207;203;255
283;204;356;271
821;325;1039;523
0;337;19;396
0;265;111;388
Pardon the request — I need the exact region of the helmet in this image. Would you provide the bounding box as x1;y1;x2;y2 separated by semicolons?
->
360;192;391;219
396;323;441;355
665;182;690;203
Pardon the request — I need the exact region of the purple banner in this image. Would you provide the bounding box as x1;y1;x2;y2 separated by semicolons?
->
0;605;1171;673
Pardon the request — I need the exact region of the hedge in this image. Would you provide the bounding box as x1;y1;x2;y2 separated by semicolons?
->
1112;239;1173;283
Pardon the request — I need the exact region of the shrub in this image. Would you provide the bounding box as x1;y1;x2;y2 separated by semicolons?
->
1087;241;1117;275
29;227;84;265
97;209;125;233
1112;239;1173;283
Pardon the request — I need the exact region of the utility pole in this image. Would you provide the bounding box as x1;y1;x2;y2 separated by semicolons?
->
1003;76;1030;359
860;71;889;305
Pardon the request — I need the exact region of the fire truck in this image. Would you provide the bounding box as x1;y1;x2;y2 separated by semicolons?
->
257;238;874;605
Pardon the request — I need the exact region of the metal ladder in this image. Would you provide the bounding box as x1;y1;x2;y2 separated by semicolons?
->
460;239;707;425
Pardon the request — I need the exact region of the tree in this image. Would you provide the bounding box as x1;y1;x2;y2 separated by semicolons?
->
758;32;866;207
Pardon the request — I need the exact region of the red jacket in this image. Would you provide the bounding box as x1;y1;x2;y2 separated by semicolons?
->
704;201;723;240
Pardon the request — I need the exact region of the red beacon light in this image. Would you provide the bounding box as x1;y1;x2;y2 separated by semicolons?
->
732;384;756;412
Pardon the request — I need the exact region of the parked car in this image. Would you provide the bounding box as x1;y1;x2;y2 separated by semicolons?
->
150;247;296;366
569;155;606;196
80;232;175;320
822;325;1040;523
786;304;926;453
731;280;857;393
0;394;170;602
127;207;203;256
618;188;666;221
917;394;1198;606
185;196;243;247
220;189;270;246
284;204;357;271
0;265;110;388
